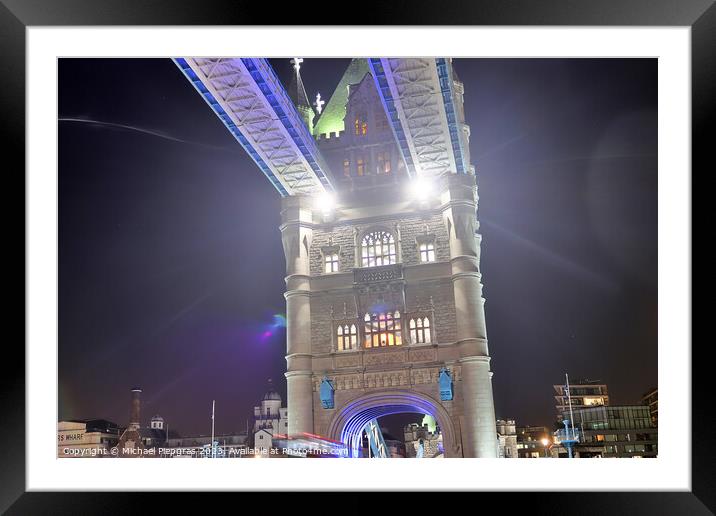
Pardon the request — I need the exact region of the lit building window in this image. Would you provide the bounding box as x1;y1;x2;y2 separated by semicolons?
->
409;317;432;344
324;253;339;273
356;157;365;176
363;311;402;348
343;159;351;177
336;324;357;351
361;231;396;267
377;151;391;174
354;114;368;136
419;242;435;262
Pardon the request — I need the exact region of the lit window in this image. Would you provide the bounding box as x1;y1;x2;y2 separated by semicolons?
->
337;324;357;351
409;317;432;344
343;159;351;177
419;242;435;262
354;114;368;136
377;152;391;174
356;157;365;176
324;253;339;273
361;231;396;267
364;311;402;348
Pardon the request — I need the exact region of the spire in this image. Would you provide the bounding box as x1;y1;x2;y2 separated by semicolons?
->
287;58;315;132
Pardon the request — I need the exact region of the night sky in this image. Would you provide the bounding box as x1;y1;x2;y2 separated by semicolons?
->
59;58;657;437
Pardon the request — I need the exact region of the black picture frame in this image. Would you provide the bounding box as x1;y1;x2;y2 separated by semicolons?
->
3;0;709;511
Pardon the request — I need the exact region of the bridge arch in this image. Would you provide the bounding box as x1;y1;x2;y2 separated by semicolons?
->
326;390;460;458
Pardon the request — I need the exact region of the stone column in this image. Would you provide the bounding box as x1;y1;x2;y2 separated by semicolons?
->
280;196;315;436
441;174;497;458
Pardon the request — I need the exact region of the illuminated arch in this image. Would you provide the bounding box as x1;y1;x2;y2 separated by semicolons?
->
326;390;459;458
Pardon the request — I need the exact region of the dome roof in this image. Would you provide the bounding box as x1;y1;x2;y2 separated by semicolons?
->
263;389;282;402
262;379;281;402
151;415;164;421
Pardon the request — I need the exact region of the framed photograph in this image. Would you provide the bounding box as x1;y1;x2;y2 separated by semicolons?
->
6;0;708;511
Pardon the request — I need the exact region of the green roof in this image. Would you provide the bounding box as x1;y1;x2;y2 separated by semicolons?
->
312;58;371;137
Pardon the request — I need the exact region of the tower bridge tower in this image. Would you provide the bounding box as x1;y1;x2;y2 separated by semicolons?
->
280;59;498;457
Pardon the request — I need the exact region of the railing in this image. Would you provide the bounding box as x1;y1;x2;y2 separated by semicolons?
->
354;263;403;283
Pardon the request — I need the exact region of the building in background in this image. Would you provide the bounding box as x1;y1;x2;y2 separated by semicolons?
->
404;415;444;458
552;405;657;458
253;380;289;446
496;419;518;458
553;379;609;422
516;425;552;458
641;387;658;427
57;419;122;458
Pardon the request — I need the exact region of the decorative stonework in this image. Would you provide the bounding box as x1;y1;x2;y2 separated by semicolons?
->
363;349;407;366
335;353;362;369
409;347;437;363
354;264;403;283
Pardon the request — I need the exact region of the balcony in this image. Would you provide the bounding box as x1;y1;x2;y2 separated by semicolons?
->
354;263;404;284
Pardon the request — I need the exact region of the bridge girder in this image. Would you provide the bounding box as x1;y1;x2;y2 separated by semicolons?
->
174;58;334;197
368;58;470;178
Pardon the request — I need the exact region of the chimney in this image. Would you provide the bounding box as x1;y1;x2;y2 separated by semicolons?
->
130;388;142;430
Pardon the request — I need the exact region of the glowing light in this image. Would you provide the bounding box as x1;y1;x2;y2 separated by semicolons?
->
315;192;336;215
409;177;433;201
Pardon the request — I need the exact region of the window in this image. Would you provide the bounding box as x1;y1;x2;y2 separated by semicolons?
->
409;317;432;344
361;231;396;267
356;157;365;176
364;311;402;348
354;114;368;136
343;158;351;177
419;242;435;262
337;324;358;351
377;151;391;174
324;253;339;273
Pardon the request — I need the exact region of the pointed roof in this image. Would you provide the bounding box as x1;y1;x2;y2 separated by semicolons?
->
313;58;371;137
287;59;313;110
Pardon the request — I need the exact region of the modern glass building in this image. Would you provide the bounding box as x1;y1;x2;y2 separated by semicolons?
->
553;405;657;458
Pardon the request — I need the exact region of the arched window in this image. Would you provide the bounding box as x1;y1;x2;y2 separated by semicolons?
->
409;317;432;344
364;311;402;348
336;324;357;351
361;231;396;267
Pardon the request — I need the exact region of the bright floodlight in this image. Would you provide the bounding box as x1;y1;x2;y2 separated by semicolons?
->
541;438;550;447
316;191;336;214
409;177;432;201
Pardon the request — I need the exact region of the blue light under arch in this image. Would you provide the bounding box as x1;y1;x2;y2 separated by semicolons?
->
329;391;456;458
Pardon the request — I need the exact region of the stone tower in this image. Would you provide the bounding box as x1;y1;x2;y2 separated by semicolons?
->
281;59;497;457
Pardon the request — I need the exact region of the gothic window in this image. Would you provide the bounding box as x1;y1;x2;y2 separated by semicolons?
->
409;317;432;344
324;253;339;273
354;113;368;136
356;156;365;176
343;158;351;177
336;324;358;351
361;231;396;267
377;151;391;174
419;242;435;262
363;311;402;348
